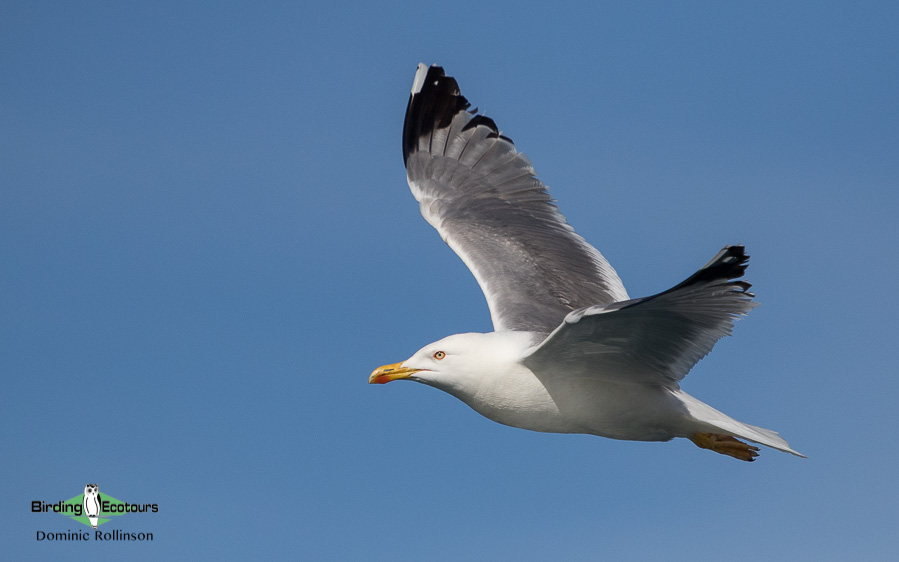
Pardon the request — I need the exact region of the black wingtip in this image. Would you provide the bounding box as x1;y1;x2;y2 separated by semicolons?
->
403;65;469;165
403;64;509;165
403;65;471;164
674;245;754;294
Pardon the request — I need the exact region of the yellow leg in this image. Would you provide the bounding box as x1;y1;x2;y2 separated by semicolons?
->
691;432;760;462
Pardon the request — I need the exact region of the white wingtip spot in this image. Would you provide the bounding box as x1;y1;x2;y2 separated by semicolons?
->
411;63;429;95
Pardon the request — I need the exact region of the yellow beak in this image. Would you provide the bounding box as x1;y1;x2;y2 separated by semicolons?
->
369;362;419;384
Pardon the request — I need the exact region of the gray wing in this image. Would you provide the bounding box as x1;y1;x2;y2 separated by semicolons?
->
403;64;628;333
524;246;758;386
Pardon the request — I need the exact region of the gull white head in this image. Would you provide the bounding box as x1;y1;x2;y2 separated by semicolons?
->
370;331;564;433
369;332;534;394
370;333;486;390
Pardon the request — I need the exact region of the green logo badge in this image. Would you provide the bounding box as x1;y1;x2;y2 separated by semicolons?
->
32;483;159;528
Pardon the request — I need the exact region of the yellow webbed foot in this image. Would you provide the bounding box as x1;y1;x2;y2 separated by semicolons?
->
690;432;760;462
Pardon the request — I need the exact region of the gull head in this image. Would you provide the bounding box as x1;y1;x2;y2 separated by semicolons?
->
369;332;535;394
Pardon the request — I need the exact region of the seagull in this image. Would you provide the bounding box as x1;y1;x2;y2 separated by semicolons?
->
370;64;802;461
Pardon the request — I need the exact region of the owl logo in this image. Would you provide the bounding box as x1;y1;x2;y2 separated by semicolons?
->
83;484;101;529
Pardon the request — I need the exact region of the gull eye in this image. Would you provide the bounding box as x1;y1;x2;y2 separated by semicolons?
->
433;351;445;360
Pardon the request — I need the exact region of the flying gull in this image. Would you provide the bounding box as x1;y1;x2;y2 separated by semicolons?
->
370;64;802;461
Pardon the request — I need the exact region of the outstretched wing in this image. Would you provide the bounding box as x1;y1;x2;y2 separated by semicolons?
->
524;246;758;386
403;64;628;333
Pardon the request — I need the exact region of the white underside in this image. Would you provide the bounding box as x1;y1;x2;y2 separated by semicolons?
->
422;338;801;456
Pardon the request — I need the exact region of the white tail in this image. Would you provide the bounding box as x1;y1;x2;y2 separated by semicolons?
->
675;390;806;457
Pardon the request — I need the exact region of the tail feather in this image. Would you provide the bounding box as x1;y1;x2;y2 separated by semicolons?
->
675;390;805;458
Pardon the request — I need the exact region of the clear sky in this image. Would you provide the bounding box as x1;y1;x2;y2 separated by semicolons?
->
2;2;897;560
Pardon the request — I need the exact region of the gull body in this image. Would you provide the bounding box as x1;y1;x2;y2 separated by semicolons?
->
391;332;685;439
371;64;802;461
376;331;789;450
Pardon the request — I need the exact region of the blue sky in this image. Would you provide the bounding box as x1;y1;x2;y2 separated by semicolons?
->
2;1;897;560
